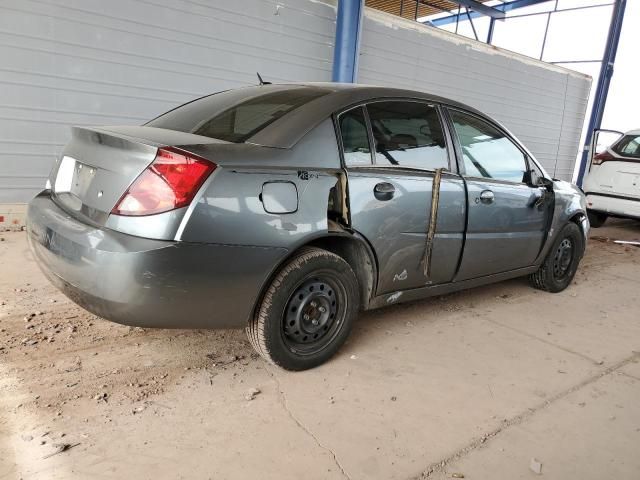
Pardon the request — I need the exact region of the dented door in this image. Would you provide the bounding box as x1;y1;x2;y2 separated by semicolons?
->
338;101;466;296
348;170;466;294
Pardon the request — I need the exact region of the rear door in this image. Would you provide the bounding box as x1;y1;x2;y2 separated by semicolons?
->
446;108;550;280
339;100;466;295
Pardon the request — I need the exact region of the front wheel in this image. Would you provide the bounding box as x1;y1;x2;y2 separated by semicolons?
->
587;210;607;228
247;247;360;371
529;222;584;293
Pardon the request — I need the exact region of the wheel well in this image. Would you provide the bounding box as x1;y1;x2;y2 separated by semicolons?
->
569;212;586;233
248;234;377;328
306;235;377;310
568;212;589;255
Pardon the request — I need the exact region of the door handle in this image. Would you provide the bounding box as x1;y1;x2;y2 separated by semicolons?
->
374;182;395;201
478;189;494;204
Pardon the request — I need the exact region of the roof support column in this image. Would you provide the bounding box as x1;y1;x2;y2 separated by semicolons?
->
332;0;364;83
486;17;495;43
576;0;626;186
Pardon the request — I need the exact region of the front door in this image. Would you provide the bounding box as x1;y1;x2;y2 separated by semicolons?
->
338;101;466;295
446;108;551;280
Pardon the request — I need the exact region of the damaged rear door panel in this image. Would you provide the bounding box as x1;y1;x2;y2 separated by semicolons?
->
347;169;465;293
338;100;466;295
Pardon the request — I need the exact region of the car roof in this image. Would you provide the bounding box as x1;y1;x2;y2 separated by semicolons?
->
625;129;640;136
245;82;482;149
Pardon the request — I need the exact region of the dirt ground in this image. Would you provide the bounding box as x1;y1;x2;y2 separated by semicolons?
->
1;219;639;480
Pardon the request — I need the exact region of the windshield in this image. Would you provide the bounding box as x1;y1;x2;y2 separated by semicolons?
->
147;86;330;143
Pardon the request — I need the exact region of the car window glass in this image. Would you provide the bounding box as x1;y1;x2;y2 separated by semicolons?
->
614;135;640;158
147;87;330;143
450;110;527;183
366;102;448;170
339;107;372;166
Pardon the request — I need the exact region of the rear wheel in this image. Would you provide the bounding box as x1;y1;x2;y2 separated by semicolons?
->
587;209;607;228
247;247;360;371
529;222;584;293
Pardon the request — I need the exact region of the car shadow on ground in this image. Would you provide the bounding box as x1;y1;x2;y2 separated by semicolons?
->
130;275;530;375
344;277;531;354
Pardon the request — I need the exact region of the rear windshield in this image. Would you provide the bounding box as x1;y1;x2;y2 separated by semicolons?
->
612;134;640;158
146;86;330;143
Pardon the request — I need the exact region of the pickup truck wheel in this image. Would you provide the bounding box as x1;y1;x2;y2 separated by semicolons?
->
587;210;607;228
247;247;360;371
529;222;584;293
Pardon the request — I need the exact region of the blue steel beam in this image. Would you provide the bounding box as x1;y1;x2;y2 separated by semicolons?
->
486;17;496;43
428;0;549;26
465;8;479;40
332;0;364;83
576;0;626;186
449;0;506;18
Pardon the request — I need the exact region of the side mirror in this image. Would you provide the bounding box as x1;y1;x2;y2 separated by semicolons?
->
538;175;554;191
525;168;553;190
523;168;536;186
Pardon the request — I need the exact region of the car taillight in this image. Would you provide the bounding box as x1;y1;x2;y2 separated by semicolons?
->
112;147;216;216
592;150;615;165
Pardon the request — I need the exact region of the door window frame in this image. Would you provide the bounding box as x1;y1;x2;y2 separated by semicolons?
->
335;105;375;167
442;105;545;186
334;98;459;174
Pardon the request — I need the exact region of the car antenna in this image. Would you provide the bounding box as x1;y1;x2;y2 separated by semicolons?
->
256;72;272;85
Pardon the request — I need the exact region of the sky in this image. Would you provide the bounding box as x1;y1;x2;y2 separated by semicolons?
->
423;0;638;167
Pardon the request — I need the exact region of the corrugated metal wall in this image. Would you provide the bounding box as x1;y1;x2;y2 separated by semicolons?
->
359;9;591;180
0;0;590;203
0;0;336;202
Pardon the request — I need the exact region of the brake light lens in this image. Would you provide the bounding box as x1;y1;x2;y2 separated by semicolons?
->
592;150;615;165
112;147;216;216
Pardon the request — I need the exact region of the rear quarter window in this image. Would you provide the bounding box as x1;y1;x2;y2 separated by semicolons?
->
613;135;640;158
147;87;330;143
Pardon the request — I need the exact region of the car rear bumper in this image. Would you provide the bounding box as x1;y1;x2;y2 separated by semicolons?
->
586;192;640;219
27;191;287;329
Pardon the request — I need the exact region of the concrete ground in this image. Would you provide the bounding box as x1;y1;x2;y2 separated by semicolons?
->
1;219;639;480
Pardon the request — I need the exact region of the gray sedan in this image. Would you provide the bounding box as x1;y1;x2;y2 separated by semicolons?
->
27;83;589;370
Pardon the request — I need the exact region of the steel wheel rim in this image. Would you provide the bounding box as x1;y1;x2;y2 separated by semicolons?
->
553;237;574;281
282;272;347;356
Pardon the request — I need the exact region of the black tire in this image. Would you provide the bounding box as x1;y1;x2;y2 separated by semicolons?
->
529;222;584;293
587;209;607;228
247;247;360;371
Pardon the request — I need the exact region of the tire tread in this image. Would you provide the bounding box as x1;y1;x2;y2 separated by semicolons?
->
528;222;583;293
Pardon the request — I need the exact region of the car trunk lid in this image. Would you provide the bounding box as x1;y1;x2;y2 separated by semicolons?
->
51;126;228;226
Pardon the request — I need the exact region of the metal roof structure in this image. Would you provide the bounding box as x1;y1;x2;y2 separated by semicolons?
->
365;0;503;21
